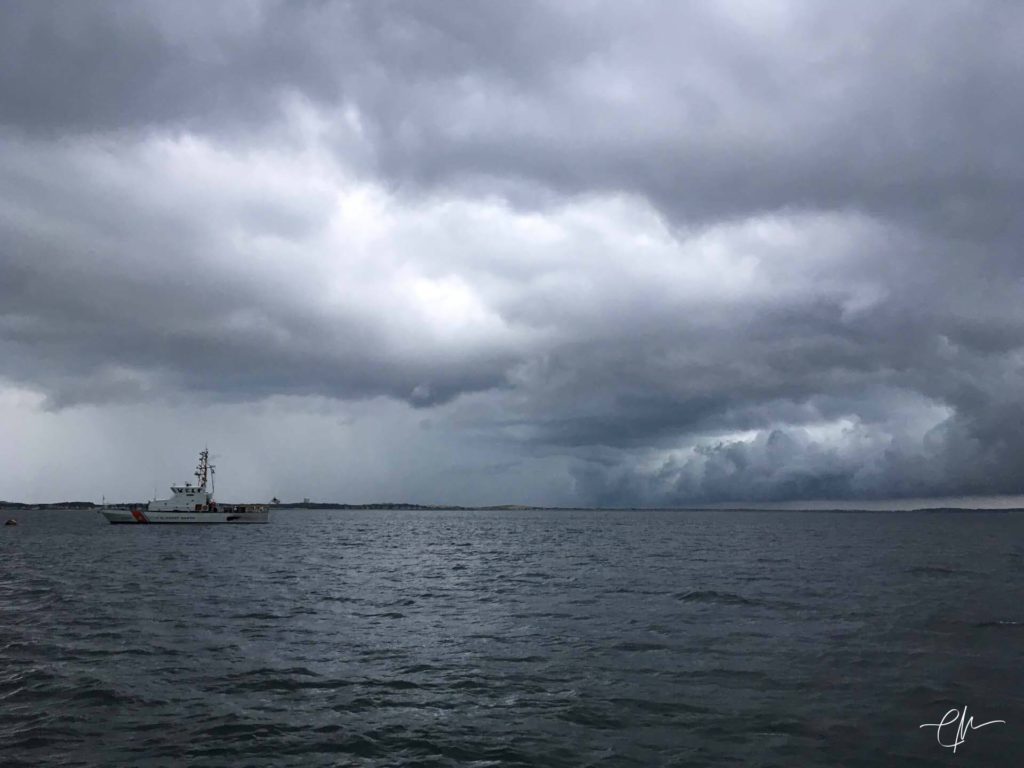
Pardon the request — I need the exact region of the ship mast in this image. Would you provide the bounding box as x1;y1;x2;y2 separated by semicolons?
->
195;449;214;491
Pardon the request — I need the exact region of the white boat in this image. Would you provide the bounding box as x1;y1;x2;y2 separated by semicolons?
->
100;450;269;524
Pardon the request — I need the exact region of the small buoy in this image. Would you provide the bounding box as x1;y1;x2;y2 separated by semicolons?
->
4;519;17;526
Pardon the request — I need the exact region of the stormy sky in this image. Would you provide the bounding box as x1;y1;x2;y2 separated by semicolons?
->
2;1;1023;506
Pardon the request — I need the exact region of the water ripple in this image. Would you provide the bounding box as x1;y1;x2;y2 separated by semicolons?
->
1;507;1021;766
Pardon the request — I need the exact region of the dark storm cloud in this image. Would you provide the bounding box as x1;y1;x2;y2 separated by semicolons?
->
2;1;1024;503
2;2;1021;235
0;1;575;136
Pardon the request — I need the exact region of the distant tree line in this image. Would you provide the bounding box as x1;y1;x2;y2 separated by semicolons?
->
0;501;98;509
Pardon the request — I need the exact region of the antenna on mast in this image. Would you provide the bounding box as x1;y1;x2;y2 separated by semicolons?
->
195;448;213;490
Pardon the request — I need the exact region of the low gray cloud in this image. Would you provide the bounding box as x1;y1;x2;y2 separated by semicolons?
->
1;1;1023;504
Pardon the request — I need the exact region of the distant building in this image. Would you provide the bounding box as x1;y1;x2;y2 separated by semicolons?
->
303;497;310;504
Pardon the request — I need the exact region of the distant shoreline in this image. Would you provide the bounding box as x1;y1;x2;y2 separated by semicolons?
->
2;502;1019;514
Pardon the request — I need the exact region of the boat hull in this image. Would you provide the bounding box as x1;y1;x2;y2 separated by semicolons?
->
100;508;269;524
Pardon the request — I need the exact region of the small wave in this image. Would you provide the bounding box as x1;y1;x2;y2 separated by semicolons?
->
218;665;320;691
610;696;710;715
905;565;958;575
274;734;385;758
510;610;571;620
195;722;286;739
360;677;421;691
0;666;58;696
689;667;774;682
449;677;489;691
673;590;760;607
70;685;147;707
973;620;1022;628
253;665;318;677
230;678;355;693
611;641;668;652
216;667;358;693
466;633;511;644
558;705;625;728
62;645;160;659
5;734;80;753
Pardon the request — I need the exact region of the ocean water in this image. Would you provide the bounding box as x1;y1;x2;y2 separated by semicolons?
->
1;508;1021;766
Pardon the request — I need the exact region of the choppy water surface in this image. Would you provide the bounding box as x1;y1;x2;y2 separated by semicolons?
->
2;509;1021;766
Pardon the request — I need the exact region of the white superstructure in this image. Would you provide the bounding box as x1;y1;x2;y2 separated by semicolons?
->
100;450;269;524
